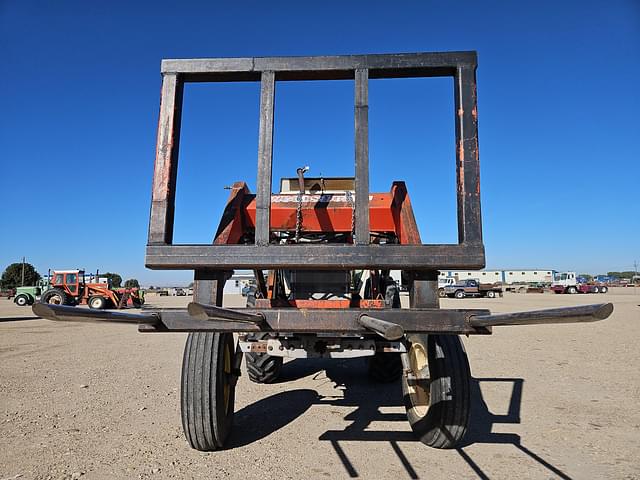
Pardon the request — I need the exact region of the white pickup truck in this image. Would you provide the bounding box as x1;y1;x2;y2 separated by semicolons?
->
437;277;456;298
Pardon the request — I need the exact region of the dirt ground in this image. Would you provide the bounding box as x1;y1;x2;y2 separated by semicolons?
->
1;289;639;480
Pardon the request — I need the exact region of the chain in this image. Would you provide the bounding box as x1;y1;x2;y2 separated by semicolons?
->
345;190;355;243
295;192;303;242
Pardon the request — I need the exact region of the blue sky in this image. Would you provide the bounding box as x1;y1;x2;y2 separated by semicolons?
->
1;1;638;285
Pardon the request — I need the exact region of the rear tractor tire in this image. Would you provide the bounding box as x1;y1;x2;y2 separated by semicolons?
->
88;296;107;310
40;289;68;306
245;333;283;384
454;290;465;299
486;290;496;298
402;334;471;449
181;332;237;451
567;286;578;294
600;286;608;294
368;352;403;383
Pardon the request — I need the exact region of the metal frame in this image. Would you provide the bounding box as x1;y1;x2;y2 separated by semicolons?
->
146;51;484;271
137;307;492;335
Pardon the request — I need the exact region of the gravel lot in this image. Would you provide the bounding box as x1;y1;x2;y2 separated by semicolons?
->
1;289;639;479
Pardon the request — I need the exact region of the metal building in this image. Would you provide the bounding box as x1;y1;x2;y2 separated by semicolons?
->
439;269;554;284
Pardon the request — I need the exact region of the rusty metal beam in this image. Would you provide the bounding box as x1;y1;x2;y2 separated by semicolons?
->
148;73;183;245
193;270;227;306
409;270;440;308
146;51;485;271
160;52;477;81
354;68;370;245
138;307;491;334
255;71;275;246
145;244;485;270
454;64;482;245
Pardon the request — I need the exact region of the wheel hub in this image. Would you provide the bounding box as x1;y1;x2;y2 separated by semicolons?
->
407;340;431;417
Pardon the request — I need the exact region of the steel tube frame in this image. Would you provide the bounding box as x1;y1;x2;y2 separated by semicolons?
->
137;307;492;335
146;51;484;271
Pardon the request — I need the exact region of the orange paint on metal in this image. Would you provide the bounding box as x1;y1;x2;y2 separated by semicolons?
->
458;142;465;194
391;182;421;244
358;299;386;309
244;192;397;233
255;298;386;309
213;182;422;244
214;182;250;245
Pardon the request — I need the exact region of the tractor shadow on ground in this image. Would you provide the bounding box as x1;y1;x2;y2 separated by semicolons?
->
230;358;573;479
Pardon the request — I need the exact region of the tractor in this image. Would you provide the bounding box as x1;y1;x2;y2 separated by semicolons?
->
33;52;613;451
39;270;143;309
13;281;47;306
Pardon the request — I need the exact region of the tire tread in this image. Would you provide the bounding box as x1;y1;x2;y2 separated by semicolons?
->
402;334;470;449
181;332;234;451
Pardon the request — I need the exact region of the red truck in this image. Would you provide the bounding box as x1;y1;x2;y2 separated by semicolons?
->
551;272;608;294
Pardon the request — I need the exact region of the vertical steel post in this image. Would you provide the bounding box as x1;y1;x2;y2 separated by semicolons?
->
409;271;439;308
255;71;276;246
454;65;482;245
354;68;370;245
149;73;184;245
193;270;228;306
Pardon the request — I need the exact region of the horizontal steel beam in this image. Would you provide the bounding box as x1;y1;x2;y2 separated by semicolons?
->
145;243;485;270
138;307;491;334
160;52;476;81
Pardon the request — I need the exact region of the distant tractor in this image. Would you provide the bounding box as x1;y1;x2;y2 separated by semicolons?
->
13;281;48;306
40;270;143;309
551;272;608;294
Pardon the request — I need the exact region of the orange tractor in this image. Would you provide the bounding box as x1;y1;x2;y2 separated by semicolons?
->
40;270;143;309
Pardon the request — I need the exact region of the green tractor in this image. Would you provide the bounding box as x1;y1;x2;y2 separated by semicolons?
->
13;278;49;306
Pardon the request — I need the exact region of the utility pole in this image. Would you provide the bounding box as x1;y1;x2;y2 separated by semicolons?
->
21;257;25;287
